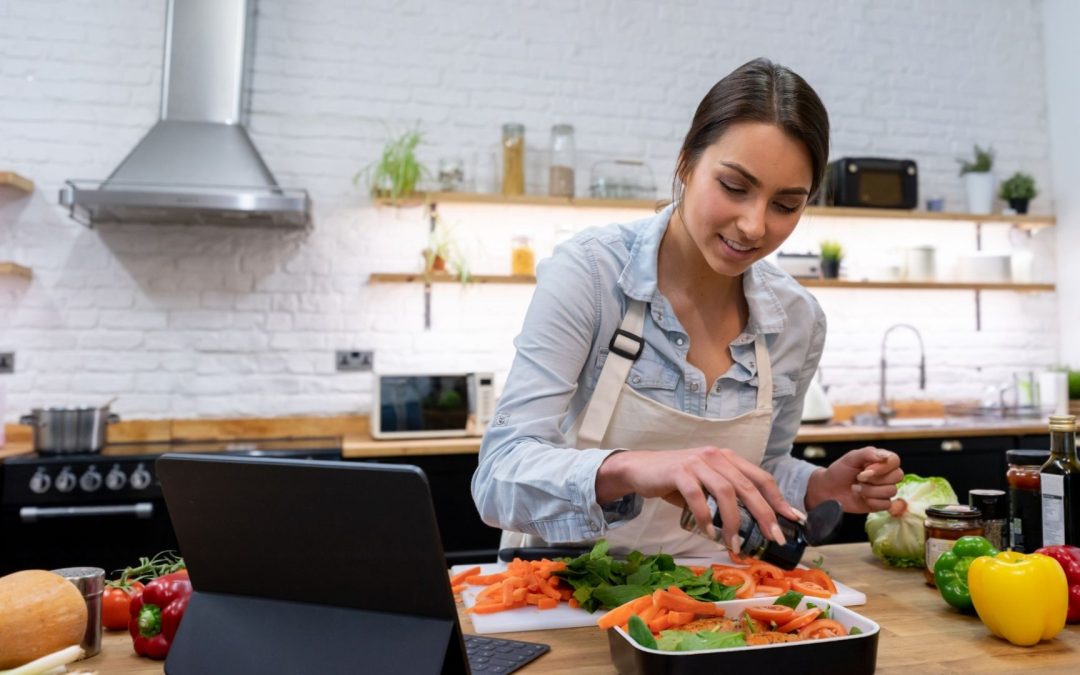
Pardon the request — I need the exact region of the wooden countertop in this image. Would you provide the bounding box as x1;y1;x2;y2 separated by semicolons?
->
83;542;1079;673
343;420;1049;458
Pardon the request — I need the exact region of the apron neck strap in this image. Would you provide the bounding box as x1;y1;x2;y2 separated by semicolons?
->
577;300;646;446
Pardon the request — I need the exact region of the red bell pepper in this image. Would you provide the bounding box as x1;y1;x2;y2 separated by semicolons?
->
1035;545;1080;623
128;569;193;659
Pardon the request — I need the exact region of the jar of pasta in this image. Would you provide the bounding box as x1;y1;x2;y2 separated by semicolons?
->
501;123;525;196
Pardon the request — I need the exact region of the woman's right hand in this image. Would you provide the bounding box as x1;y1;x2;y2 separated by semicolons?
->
595;446;806;551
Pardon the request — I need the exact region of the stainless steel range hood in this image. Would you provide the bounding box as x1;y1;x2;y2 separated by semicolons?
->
60;0;310;228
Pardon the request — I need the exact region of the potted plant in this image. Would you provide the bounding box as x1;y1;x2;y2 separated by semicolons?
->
355;124;429;204
998;172;1037;214
956;144;995;214
423;211;471;283
819;240;843;279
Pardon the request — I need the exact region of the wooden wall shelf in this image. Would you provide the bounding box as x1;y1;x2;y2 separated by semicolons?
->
0;171;34;194
368;272;1053;293
375;192;1055;227
0;262;32;280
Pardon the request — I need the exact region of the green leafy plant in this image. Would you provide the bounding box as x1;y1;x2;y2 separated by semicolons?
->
355;124;428;203
424;210;471;283
819;240;844;263
956;144;994;175
998;172;1037;200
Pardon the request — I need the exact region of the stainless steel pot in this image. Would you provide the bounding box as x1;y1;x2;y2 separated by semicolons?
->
19;407;120;455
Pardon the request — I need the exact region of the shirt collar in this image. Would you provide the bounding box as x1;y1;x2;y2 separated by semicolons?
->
617;204;788;336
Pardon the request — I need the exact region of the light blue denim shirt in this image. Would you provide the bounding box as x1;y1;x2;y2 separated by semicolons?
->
472;205;827;544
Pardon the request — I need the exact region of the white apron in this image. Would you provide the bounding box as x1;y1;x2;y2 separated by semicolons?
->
501;298;775;558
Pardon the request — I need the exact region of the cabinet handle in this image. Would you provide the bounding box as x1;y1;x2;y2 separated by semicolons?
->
940;440;964;452
804;445;826;459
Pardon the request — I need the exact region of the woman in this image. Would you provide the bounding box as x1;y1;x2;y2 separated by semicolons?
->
472;58;903;558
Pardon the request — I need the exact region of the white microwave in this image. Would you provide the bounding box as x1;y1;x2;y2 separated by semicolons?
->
371;372;496;440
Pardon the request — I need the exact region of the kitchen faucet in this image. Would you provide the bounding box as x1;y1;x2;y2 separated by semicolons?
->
879;324;927;422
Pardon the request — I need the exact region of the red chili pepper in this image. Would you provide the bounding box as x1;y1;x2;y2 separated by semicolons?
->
128;569;193;659
1035;545;1080;623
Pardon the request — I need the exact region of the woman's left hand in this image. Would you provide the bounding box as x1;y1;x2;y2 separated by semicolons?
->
804;446;903;513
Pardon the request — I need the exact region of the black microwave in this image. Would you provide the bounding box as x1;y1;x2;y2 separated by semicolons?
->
822;157;918;209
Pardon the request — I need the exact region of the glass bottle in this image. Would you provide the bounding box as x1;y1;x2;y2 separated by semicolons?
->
1040;414;1080;546
511;235;535;276
1007;449;1049;551
501;123;525;196
548;124;575;197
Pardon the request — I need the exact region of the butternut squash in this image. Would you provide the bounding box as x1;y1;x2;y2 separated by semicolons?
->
0;570;87;669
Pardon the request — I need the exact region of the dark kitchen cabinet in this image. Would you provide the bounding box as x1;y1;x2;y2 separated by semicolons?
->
794;435;1014;544
354;453;501;565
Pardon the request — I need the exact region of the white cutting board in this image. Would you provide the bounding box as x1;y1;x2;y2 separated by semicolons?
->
452;553;866;635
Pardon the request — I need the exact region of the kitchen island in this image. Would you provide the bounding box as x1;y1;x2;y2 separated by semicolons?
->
85;542;1078;673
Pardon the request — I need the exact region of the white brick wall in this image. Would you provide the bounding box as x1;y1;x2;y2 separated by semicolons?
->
0;0;1066;421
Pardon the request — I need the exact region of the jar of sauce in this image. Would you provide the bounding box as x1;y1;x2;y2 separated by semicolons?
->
924;504;983;586
1008;449;1050;552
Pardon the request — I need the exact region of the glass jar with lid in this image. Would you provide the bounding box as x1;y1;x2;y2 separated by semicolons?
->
548;124;575;197
511;235;535;276
924;504;983;586
501;123;525;196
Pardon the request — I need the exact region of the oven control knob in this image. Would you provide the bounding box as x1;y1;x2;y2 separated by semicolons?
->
29;468;52;494
105;466;127;491
79;467;103;492
55;467;77;493
130;464;152;490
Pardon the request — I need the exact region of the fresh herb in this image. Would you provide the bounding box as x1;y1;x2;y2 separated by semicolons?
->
806;602;833;620
743;615;757;633
627;615;657;649
849;626;864;635
809;555;831;575
557;540;739;613
656;630;746;652
773;591;805;609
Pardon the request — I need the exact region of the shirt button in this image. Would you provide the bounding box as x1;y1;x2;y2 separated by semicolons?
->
675;337;685;346
689;382;699;392
631;375;641;384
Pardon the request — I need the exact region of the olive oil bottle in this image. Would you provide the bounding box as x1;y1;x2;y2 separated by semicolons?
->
1040;415;1080;546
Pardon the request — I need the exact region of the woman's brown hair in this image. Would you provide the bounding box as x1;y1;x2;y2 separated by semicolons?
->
673;58;830;204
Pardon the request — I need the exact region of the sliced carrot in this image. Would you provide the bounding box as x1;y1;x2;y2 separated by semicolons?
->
597;595;653;630
653;589;723;616
568;598;580;609
666;585;693;599
451;584;466;594
665;610;696;627
470;602;510;615
647;609;672;633
638;605;660;624
537;597;558;610
467;572;509;585
512;587;528;602
501;579;515;606
449;566;482;586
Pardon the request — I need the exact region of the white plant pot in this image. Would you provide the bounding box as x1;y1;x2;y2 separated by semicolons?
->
963;172;996;214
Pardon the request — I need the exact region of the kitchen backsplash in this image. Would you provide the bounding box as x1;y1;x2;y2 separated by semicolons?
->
0;0;1059;420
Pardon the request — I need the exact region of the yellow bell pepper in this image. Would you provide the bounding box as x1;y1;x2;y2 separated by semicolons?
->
968;551;1068;646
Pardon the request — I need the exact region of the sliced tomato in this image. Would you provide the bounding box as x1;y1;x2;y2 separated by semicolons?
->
754;584;784;597
791;579;832;598
758;577;792;592
744;604;796;625
748;561;785;581
776;608;822;634
798;618;847;640
804;568;838;594
714;568;756;599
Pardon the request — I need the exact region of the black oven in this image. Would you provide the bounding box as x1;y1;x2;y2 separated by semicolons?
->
822;157;918;209
0;439;342;576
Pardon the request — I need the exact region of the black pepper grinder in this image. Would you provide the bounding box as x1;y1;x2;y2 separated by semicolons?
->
680;499;844;569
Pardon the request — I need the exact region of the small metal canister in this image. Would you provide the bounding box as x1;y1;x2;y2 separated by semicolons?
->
51;566;105;658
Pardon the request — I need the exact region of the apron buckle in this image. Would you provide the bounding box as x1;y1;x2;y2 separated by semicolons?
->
609;328;644;361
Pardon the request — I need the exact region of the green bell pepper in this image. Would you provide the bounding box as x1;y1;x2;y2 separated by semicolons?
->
933;536;999;613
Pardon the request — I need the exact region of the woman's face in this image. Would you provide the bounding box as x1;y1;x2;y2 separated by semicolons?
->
678;122;813;277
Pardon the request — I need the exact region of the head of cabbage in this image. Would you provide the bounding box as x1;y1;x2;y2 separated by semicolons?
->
865;473;958;568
